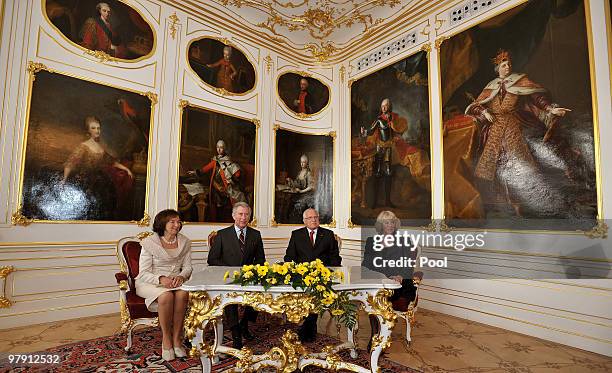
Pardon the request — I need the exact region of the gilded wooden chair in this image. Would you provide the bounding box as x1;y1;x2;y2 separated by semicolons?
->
392;271;423;346
115;234;159;353
347;244;423;351
391;244;423;346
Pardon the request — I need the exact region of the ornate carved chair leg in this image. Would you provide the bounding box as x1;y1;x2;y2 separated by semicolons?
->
125;324;134;353
405;314;412;344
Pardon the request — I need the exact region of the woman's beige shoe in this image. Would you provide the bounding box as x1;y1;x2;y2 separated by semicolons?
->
162;348;175;361
173;346;187;358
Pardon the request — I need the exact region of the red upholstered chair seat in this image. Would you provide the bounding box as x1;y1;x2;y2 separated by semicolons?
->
120;241;158;317
115;236;159;352
126;290;157;319
391;297;410;312
390;272;422;312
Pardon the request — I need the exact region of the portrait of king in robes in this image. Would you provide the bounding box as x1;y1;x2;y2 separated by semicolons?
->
440;0;598;230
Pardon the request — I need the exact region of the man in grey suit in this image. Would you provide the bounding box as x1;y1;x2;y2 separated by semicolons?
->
208;202;265;348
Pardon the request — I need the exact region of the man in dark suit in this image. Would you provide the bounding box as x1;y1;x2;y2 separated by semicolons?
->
208;202;265;348
284;208;341;342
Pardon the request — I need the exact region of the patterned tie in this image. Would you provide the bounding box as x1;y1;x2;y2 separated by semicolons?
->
239;229;245;255
309;230;315;247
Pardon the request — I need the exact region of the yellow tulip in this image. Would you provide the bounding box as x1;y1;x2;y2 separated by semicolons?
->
304;276;314;286
223;271;230;281
295;265;308;275
257;266;268;276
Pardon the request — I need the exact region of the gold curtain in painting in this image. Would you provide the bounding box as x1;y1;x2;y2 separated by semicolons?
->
443;116;484;219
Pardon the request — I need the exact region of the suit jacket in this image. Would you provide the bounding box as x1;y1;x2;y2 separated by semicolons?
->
207;225;265;266
135;233;193;285
284;227;341;266
361;236;417;300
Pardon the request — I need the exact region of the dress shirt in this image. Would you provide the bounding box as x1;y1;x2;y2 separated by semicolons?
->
234;224;247;240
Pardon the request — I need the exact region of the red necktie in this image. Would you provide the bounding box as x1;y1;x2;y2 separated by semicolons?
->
309;230;315;247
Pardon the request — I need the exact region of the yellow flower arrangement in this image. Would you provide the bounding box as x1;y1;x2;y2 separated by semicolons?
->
228;259;356;328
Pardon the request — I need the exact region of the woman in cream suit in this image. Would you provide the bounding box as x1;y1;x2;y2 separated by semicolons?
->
136;209;192;361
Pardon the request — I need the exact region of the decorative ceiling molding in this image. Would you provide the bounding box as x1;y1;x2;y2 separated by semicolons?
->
166;0;456;64
212;0;419;60
217;0;402;40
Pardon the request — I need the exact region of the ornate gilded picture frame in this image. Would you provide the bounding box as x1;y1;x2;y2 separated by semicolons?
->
15;62;156;225
177;102;258;224
43;0;155;62
277;72;330;117
439;0;601;232
349;49;432;227
272;126;335;226
187;37;257;95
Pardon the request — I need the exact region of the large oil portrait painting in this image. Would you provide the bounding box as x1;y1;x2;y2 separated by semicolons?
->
188;38;256;94
277;73;330;116
274;129;334;225
45;0;155;60
350;50;432;226
20;67;153;222
177;105;257;224
440;0;598;230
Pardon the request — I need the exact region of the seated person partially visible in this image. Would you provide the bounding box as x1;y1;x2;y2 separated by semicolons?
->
361;210;417;350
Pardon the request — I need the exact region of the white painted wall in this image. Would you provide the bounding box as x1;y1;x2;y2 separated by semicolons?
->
0;0;610;357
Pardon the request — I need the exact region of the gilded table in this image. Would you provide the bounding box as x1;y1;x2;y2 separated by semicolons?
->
181;266;401;372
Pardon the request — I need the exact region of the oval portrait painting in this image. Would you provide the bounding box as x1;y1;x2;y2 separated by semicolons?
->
45;0;155;61
188;38;256;94
278;73;330;116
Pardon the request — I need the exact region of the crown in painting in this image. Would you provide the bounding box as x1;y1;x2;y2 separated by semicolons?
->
492;49;511;65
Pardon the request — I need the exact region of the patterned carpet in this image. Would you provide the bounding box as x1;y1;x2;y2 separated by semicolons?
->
0;317;416;372
1;310;610;372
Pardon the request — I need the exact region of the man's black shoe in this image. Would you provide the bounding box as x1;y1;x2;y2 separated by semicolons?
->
298;328;316;343
305;333;316;343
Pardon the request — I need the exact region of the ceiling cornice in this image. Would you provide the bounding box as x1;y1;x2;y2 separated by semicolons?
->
161;0;458;65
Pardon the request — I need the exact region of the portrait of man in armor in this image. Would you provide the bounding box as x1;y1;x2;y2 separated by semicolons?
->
350;50;432;225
